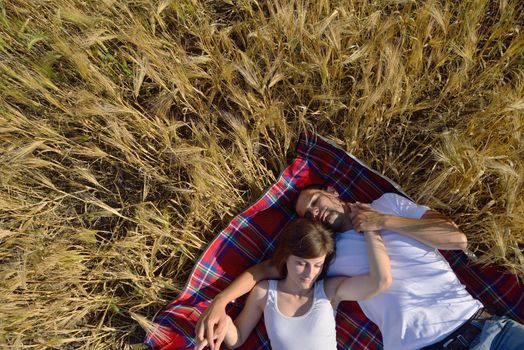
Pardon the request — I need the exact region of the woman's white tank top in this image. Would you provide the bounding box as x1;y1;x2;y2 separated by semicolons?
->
264;280;337;350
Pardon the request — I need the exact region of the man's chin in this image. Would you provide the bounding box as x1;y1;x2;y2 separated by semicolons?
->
324;215;343;232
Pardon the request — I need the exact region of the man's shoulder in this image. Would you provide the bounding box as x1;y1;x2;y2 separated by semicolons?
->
372;193;430;219
373;192;404;204
371;193;404;212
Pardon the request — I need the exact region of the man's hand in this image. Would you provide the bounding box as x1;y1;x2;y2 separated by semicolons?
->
195;299;228;350
349;202;387;232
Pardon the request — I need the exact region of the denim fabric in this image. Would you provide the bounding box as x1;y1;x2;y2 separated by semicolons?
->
469;316;524;350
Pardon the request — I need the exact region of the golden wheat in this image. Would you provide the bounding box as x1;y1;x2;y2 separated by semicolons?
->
1;0;522;348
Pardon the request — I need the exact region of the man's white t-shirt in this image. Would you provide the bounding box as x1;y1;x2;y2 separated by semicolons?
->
327;193;483;350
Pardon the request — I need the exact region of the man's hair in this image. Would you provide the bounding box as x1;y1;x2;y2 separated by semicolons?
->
271;218;335;278
294;183;327;214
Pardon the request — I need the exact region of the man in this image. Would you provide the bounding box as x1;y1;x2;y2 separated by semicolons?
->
196;186;524;350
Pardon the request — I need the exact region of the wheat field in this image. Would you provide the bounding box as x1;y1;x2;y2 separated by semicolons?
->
0;0;523;348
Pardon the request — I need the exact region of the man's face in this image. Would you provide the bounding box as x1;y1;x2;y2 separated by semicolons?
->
295;188;345;231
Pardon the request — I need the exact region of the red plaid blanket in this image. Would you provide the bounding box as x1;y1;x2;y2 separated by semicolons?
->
145;132;524;350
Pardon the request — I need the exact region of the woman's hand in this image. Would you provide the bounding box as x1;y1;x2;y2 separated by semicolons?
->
195;299;228;350
195;315;232;350
195;337;209;350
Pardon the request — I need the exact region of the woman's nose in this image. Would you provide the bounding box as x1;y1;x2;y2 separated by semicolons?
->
304;264;313;277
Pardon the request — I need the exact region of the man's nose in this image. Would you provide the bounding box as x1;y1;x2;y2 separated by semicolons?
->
307;207;319;219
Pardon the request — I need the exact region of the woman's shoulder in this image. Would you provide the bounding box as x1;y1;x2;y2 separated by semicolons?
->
254;280;270;292
250;280;271;301
244;280;270;311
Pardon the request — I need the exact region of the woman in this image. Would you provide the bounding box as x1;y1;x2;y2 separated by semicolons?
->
196;218;391;350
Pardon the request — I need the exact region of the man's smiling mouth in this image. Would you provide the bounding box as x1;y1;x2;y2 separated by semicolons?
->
320;208;328;223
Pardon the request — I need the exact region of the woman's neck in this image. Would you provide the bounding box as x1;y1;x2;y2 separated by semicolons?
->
279;277;314;297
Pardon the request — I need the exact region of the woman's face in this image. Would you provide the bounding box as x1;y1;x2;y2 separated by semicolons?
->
285;254;327;290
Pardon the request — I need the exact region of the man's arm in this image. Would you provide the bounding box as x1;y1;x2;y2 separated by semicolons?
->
195;260;280;350
350;203;467;250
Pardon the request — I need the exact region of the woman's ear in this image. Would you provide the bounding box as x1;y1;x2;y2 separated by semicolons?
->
326;185;339;197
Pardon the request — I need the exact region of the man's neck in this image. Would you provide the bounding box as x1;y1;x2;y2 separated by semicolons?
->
337;203;354;232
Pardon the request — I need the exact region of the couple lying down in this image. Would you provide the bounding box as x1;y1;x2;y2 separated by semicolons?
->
195;187;524;350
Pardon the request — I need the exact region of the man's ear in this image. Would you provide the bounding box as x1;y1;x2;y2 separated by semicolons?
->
326;185;339;197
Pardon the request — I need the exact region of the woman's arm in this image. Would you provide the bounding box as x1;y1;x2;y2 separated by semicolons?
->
196;261;279;350
325;230;391;306
222;281;268;349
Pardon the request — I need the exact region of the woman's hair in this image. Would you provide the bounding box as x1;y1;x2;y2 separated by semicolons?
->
271;218;335;278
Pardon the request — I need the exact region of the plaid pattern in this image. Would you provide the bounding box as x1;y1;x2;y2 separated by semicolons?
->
145;132;524;350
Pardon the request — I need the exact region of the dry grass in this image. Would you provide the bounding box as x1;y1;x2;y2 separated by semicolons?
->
0;0;522;348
